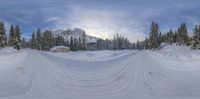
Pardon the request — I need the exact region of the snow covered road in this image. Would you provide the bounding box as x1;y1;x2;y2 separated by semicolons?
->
0;47;200;99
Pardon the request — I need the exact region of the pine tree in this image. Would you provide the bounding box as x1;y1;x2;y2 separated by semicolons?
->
70;36;74;51
192;25;200;49
55;35;65;46
74;38;78;51
78;37;82;50
144;38;149;49
36;28;42;50
177;23;188;46
173;31;178;43
167;29;174;45
82;32;86;50
31;32;36;49
113;35;117;50
9;25;15;46
21;37;26;48
149;22;161;50
136;39;141;50
158;32;162;46
12;25;21;50
0;22;6;48
42;30;53;51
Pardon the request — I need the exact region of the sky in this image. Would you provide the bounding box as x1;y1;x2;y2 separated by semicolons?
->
0;0;200;42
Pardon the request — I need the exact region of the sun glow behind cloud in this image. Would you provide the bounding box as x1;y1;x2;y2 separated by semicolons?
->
55;6;146;42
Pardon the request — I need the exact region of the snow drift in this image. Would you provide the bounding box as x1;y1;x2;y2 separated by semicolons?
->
0;45;200;99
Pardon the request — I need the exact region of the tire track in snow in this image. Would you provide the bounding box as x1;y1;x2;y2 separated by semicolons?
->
32;51;140;97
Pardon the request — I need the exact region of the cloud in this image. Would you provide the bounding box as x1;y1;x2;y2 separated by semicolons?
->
45;17;60;23
54;6;146;42
1;0;200;42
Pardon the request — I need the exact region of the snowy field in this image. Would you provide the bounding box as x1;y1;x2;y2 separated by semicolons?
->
1;45;200;99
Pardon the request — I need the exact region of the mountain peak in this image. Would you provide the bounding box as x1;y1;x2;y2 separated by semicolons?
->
53;28;98;43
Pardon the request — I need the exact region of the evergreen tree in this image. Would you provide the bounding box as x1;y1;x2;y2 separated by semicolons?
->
113;35;117;50
74;38;78;51
192;25;200;49
42;30;53;51
82;32;86;50
70;36;74;51
149;22;161;50
65;40;70;47
78;37;82;50
158;32;162;45
12;25;21;50
31;32;36;49
55;35;65;46
167;29;174;45
9;25;15;46
21;37;27;48
177;23;189;46
36;28;42;50
144;38;149;49
173;31;178;43
0;22;6;48
136;39;141;50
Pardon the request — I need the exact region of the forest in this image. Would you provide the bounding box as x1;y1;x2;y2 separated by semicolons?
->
0;21;200;51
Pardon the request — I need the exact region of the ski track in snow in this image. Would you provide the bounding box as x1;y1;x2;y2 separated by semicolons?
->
0;47;200;99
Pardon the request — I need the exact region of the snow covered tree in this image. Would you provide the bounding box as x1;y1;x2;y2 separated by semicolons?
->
0;22;6;48
21;37;29;48
12;25;21;50
113;34;118;50
112;34;131;50
74;38;78;51
55;35;65;46
177;23;189;46
149;22;161;50
42;30;53;51
82;32;86;50
136;39;142;50
9;25;15;46
167;29;174;45
31;32;36;49
173;31;178;43
192;25;200;49
144;38;149;49
35;28;42;50
70;36;74;51
78;37;82;50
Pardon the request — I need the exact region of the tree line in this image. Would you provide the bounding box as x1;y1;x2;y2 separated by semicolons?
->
0;21;200;51
135;22;200;50
30;29;87;51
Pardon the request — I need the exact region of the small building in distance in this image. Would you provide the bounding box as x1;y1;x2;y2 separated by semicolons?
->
50;46;70;52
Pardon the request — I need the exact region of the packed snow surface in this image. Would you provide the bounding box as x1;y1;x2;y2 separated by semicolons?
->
0;45;200;99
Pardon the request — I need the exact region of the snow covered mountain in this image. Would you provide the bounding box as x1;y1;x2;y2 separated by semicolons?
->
53;28;98;43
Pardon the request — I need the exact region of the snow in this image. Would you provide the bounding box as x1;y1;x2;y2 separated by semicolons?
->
0;46;200;99
53;28;98;43
0;47;17;55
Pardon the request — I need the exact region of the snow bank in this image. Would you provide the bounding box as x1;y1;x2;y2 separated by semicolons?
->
0;47;27;70
148;44;200;71
0;47;17;55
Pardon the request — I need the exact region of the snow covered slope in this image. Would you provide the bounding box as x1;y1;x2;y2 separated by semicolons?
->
0;46;200;99
53;28;98;43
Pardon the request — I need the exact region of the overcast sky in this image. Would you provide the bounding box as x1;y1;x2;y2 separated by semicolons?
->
1;0;200;42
